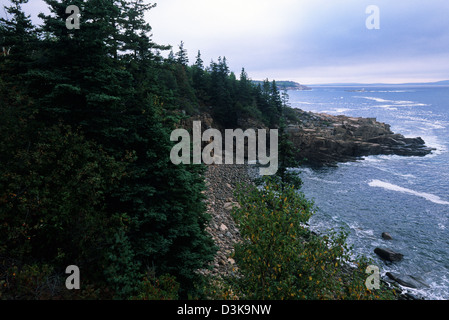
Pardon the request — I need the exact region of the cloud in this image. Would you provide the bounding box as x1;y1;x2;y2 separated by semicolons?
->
10;0;449;83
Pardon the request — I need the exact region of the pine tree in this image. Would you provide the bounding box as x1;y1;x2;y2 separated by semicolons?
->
209;57;235;127
192;50;208;104
275;88;303;190
167;49;175;63
176;40;189;66
194;50;204;70
0;0;38;83
3;0;216;298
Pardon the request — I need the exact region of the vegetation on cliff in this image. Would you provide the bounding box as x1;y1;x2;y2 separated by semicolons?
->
225;178;396;300
1;0;396;300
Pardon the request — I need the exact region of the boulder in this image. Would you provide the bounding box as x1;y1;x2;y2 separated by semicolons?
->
386;272;429;289
382;232;393;240
374;247;403;262
223;202;240;211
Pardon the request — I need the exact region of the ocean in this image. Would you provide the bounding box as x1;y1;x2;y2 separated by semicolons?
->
288;85;449;300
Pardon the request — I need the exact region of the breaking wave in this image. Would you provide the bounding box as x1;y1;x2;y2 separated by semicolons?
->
368;180;449;205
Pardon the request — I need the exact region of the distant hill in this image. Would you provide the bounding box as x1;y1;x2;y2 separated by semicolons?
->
252;80;311;91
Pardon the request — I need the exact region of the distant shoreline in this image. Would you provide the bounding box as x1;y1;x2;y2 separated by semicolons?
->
251;80;312;91
306;80;449;87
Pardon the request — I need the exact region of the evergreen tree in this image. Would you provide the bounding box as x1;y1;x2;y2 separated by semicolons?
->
194;50;204;70
270;80;283;117
167;49;175;63
274;87;303;190
1;0;215;298
0;0;312;300
175;40;189;66
0;0;38;86
192;50;208;104
208;57;235;127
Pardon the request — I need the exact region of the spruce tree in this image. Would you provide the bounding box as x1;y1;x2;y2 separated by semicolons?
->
175;40;189;66
2;0;215;298
0;0;37;76
192;50;209;104
209;57;235;127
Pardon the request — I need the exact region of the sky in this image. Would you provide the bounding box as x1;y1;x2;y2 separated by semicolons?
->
7;0;449;84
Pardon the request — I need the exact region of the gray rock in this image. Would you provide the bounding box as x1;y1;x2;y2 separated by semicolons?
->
386;272;429;289
382;232;393;240
288;110;434;167
374;247;404;262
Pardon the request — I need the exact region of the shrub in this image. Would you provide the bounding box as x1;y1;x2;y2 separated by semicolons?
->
228;179;395;300
131;273;180;300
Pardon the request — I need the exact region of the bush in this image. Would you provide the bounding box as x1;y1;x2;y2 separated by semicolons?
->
0;122;127;293
228;179;395;300
131;273;180;300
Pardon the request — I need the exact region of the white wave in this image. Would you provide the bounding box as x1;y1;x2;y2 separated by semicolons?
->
348;223;376;239
358;96;390;103
371;104;399;110
368;90;415;93
396;116;447;130
321;108;352;114
368;180;449;205
307;176;341;184
415;135;447;156
369;163;417;179
335;108;352;113
356;96;428;108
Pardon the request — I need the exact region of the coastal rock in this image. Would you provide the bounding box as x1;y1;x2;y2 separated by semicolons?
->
382;232;393;240
287;110;435;166
386;272;429;289
374;247;404;262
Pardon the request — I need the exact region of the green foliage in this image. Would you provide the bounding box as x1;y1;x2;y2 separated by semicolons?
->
229;180;395;300
0;260;112;300
1;0;216;299
1;0;386;302
0;121;126;266
0;263;58;300
132;273;180;300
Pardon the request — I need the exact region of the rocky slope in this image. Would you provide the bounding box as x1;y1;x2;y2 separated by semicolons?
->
199;163;253;278
182;108;434;168
188;110;430;298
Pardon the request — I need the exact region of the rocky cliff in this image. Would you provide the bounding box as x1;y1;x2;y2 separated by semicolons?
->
287;109;435;166
181;108;435;167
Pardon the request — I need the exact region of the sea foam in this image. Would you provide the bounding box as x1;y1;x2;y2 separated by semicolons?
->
368;179;449;205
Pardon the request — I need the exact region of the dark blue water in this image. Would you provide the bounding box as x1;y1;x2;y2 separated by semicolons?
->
289;86;449;299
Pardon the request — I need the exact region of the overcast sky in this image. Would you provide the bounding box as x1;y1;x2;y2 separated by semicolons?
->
9;0;449;84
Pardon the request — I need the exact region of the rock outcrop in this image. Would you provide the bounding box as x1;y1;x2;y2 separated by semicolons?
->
374;247;404;262
287;109;435;166
382;232;393;240
180;108;434;167
386;272;429;289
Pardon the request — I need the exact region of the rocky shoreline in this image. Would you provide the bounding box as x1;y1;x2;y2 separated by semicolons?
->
191;109;434;298
199;162;426;300
287;109;435;166
185;108;435;168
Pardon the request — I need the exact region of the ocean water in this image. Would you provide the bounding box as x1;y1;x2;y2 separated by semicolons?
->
288;85;449;300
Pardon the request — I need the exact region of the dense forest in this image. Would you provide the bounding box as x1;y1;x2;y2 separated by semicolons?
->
0;0;297;299
1;0;397;301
